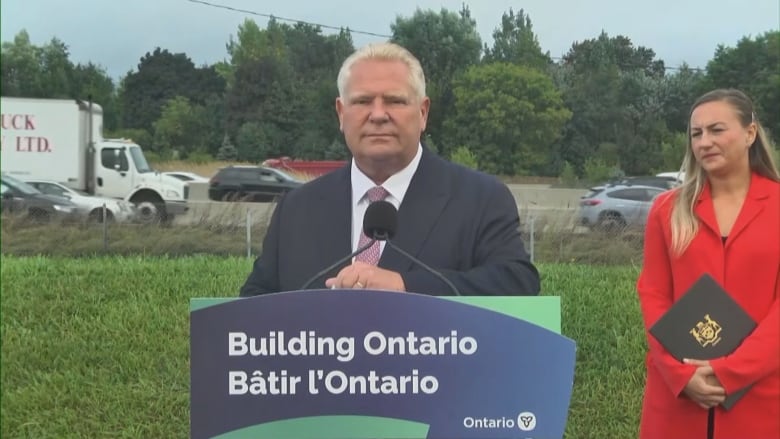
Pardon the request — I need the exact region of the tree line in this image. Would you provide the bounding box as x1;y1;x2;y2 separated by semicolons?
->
2;7;778;179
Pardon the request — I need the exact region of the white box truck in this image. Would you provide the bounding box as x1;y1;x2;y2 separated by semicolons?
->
1;97;188;222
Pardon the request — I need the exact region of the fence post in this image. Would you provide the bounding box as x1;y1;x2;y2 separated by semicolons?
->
246;208;252;258
102;203;108;252
529;214;536;264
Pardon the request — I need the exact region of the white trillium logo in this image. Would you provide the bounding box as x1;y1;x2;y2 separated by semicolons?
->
517;412;537;431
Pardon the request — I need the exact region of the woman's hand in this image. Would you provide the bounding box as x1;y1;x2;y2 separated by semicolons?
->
682;358;726;409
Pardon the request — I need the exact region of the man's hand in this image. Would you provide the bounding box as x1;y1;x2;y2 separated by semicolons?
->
325;261;405;292
682;358;726;409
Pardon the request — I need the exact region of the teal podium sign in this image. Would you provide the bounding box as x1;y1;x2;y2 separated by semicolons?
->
191;290;575;439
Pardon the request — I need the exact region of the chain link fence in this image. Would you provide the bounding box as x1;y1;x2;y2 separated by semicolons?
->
1;194;646;265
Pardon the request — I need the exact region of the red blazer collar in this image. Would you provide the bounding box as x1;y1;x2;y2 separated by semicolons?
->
695;172;775;243
696;172;774;203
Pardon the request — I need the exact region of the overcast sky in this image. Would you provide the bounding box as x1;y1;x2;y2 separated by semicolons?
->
2;0;778;80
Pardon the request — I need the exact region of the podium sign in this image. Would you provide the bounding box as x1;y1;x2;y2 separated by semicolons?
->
191;291;575;439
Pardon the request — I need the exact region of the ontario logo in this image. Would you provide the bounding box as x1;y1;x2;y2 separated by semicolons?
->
462;411;537;432
517;411;537;431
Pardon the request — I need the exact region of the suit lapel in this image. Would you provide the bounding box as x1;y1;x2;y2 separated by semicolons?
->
379;150;451;272
313;167;353;272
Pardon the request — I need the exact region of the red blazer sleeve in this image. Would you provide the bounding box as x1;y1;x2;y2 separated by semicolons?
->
710;272;780;393
637;195;696;396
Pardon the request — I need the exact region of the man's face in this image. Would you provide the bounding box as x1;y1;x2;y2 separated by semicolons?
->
336;59;429;170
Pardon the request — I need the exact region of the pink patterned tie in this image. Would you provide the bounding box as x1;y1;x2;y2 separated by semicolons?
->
355;186;389;265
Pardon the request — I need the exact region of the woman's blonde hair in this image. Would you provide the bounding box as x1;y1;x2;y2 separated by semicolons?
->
670;88;780;255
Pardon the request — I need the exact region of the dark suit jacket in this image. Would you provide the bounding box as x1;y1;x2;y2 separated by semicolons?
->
240;148;540;296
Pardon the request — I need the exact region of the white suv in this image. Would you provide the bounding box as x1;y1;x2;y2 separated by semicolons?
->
578;184;667;231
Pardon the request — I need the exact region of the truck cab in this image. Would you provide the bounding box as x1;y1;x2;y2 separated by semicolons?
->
96;139;188;222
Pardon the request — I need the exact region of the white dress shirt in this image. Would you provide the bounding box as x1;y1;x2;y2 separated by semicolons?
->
350;144;422;258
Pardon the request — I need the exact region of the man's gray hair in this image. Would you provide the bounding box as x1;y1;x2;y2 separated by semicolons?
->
336;42;426;100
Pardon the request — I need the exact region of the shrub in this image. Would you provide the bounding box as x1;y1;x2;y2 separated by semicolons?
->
449;146;479;170
583;158;614;184
559;161;579;187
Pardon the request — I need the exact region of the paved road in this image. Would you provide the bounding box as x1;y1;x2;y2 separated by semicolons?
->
506;184;587;209
187;182;587;206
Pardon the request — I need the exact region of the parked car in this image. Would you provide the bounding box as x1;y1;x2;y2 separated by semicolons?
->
25;180;137;223
208;166;304;202
578;184;667;231
656;171;686;183
605;175;679;189
1;173;79;222
163;171;210;183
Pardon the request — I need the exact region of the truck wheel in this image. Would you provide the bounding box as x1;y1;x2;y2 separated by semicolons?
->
131;195;168;224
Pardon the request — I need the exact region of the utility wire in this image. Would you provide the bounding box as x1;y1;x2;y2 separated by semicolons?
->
187;0;704;72
186;0;392;38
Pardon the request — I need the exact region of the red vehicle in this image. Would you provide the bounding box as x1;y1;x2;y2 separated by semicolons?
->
262;157;347;180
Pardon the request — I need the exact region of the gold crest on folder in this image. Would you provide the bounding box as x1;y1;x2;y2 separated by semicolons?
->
690;314;722;347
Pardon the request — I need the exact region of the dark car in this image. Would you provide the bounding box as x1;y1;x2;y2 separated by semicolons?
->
208;166;304;202
1;173;80;221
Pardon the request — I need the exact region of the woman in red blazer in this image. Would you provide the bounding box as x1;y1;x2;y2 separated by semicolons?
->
637;88;780;439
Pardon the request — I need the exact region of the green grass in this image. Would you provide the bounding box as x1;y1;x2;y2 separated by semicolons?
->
0;218;269;257
1;256;646;438
1;215;645;265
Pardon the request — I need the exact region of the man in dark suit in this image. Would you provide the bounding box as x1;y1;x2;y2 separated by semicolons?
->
240;42;539;297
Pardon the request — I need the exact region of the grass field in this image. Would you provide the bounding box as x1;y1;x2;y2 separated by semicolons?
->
1;218;645;266
1;256;646;438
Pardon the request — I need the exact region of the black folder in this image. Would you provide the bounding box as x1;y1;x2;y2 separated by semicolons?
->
649;273;757;410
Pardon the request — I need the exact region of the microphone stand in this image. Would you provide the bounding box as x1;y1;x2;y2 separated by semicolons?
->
377;232;462;296
300;239;376;290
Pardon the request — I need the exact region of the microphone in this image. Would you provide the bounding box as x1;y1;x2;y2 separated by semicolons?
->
299;201;389;290
362;198;397;240
367;201;462;296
